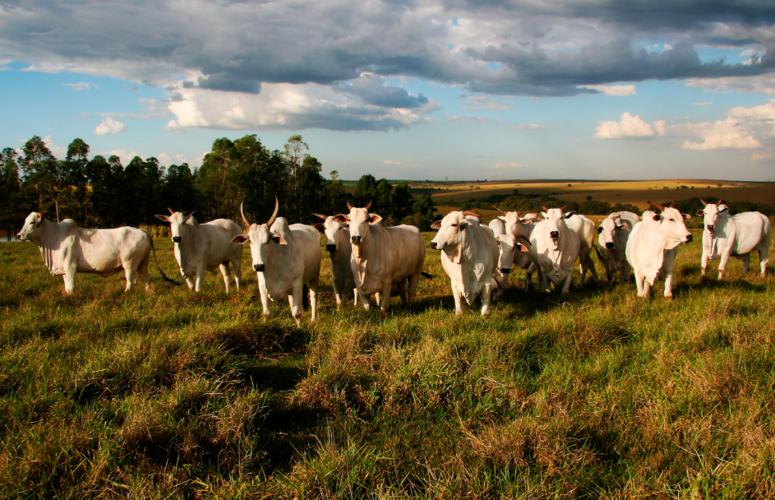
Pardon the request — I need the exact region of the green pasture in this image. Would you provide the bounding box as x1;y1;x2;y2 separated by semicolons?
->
0;231;774;498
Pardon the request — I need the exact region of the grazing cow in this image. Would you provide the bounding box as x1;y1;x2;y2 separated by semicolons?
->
432;211;502;316
334;201;426;314
313;213;358;308
155;209;242;292
697;199;770;279
563;212;601;288
17;212;178;294
232;199;322;324
528;207;581;294
595;211;640;285
626;202;693;299
488;218;535;290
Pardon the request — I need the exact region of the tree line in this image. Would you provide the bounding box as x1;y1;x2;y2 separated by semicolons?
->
0;134;437;240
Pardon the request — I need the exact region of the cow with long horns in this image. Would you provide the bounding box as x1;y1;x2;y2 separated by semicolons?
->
626;202;693;298
232;198;322;324
155;209;243;292
333;201;426;314
17;212;178;294
528;206;580;294
313;213;358;309
697;199;770;279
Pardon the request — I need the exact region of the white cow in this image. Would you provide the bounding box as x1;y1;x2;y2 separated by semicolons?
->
17;212;177;294
488;218;534;290
232;200;322;324
528;207;580;294
697;199;770;279
626;202;693;299
595;211;640;285
334;202;426;314
492;206;538;288
563;212;601;288
432;211;502;316
155;209;242;292
313;213;358;309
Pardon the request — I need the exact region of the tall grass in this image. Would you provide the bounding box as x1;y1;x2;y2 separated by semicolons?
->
0;230;773;498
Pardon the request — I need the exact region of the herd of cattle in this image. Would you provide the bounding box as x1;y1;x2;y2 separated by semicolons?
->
15;198;771;322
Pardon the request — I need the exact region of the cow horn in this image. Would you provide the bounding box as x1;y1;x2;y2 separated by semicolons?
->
492;205;507;214
647;200;665;211
347;201;353;210
312;213;328;220
168;207;174;215
560;205;566;211
700;198;708;206
240;200;251;227
365;200;372;211
717;199;723;205
542;206;549;211
266;197;279;226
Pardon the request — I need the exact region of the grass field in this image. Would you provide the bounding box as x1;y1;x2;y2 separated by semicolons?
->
1;228;774;498
424;179;775;209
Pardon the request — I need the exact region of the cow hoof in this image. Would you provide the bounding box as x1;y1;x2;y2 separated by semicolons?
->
664;295;673;301
455;310;463;316
380;308;388;317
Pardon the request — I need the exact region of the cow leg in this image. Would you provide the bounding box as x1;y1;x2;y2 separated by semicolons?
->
124;267;137;292
63;266;77;295
561;272;573;294
577;259;587;289
451;283;463;315
759;246;769;276
138;252;151;292
378;281;392;315
231;257;242;291
219;262;232;293
700;249;709;277
289;285;303;325
353;288;359;306
621;262;631;285
481;280;493;317
259;282;272;318
396;279;407;306
539;268;551;294
663;270;674;299
587;255;600;284
185;276;196;291
407;272;422;308
333;279;343;309
634;272;646;298
718;250;734;279
525;263;536;291
358;287;371;310
740;254;751;275
308;276;319;322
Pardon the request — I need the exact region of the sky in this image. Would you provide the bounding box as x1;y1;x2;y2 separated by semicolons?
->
1;0;775;181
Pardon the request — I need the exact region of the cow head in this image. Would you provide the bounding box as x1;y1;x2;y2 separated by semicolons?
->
648;201;693;247
430;211;477;263
313;213;348;253
17;212;44;241
540;206;567;249
494;232;517;274
231;198;285;273
155;208;194;244
338;201;381;247
696;198;726;233
493;205;533;237
597;213;629;252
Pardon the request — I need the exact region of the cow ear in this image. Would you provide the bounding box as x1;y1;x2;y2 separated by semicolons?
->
541;212;548;219
597;226;604;234
498;216;507;222
368;214;382;224
459;220;468;231
231;234;250;245
272;235;288;245
430;220;442;230
719;206;729;213
313;223;325;233
332;214;348;223
682;213;691;220
35;213;43;227
695;210;704;217
564;211;576;219
155;214;170;222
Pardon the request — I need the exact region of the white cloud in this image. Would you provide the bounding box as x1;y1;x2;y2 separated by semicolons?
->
94;117;128;135
98;149;140;165
653;120;667;137
158;152;172;165
463;95;511;110
492;162;527;168
579;84;637;96
384;159;401;165
41;135;67;159
692;102;714;106
671;99;774;151
62;82;95;91
593;112;662;139
510;124;544;130
686;76;775;96
679;118;762;150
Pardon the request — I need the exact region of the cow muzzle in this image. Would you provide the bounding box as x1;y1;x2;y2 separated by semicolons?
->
501;268;511;274
326;244;337;252
550;231;559;239
430;241;438;250
253;264;265;272
707;225;714;232
685;234;693;243
351;235;362;245
172;236;181;243
605;242;614;250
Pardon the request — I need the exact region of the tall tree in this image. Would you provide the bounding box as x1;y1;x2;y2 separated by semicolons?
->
0;148;22;240
283;135;310;220
392;182;414;223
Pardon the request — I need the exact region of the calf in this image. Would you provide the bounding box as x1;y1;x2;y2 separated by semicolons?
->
595;211;640;285
233;199;322;324
432;211;502;316
626;202;693;299
488;218;535;290
313;213;358;308
697;199;770;279
156;209;242;292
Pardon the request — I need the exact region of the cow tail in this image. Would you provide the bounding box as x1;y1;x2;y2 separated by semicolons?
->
592;244;605;264
421;272;433;279
148;233;181;286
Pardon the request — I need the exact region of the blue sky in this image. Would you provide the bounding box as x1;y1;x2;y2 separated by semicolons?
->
1;0;774;181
